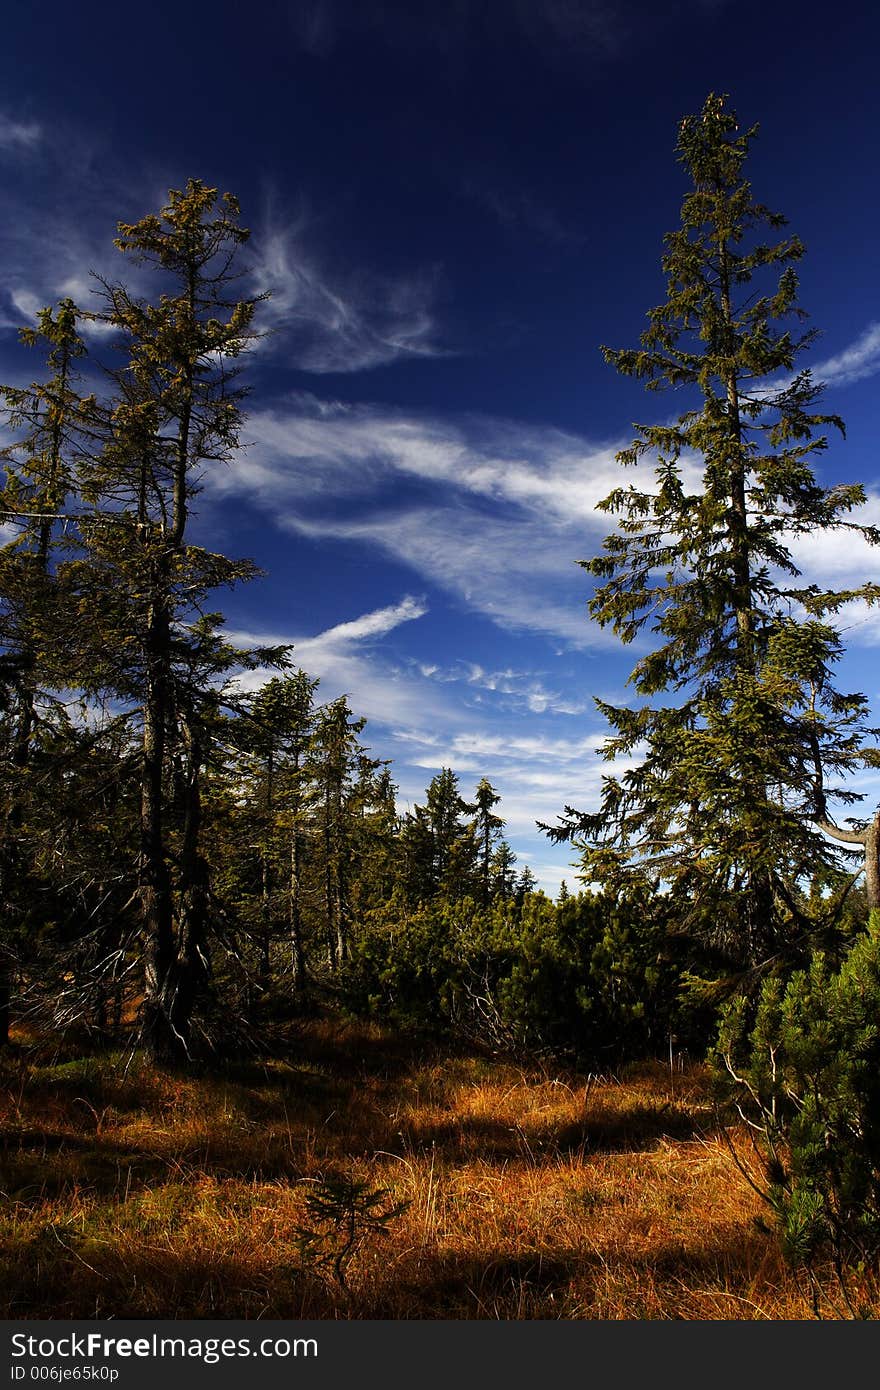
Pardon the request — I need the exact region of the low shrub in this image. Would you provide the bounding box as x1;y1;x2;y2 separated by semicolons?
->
342;890;702;1065
714;924;880;1313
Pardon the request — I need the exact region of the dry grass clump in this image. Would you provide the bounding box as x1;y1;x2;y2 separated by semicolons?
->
0;1020;856;1318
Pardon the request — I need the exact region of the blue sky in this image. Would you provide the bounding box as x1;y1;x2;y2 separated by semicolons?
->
1;1;878;893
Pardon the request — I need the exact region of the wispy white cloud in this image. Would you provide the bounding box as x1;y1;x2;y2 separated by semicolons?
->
414;659;588;714
212;395;624;646
250;225;445;372
218;391;880;649
0;99;443;379
0;113;41;154
301;595;427;648
0;119;166;347
291;504;605;645
814;322;880;388
229;595;426;656
228;596;455;731
747;321;880;401
826;598;880;648
0;114;445;377
394;726;604;769
0;132;449;375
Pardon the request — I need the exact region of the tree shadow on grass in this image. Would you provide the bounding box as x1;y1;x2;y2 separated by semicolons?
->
396;1103;709;1163
554;1102;710;1153
0;1216;795;1320
220;1023;462;1086
0;1085;711;1205
0;1233;592;1320
365;1249;595;1318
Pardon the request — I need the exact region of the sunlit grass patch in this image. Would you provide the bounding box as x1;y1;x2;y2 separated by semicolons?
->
0;1021;859;1318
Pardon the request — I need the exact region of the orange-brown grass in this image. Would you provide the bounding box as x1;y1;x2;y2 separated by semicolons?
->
0;1020;854;1318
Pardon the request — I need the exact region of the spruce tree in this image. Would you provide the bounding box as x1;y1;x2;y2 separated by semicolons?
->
515;864;538;904
0;301;94;1042
347;757;400;921
547;95;880;967
245;671;319;987
473;777;504;904
490;840;518;902
313;696;369;968
401;768;478;904
77;181;264;1059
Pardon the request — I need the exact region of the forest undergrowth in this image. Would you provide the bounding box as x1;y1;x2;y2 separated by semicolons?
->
0;1017;862;1320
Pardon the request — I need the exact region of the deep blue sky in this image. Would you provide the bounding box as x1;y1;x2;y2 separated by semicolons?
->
1;1;878;891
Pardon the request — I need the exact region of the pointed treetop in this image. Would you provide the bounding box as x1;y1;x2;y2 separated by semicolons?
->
113;179;250;272
676;92;753;187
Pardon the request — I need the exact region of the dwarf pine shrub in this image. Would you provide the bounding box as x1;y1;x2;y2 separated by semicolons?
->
715;925;880;1310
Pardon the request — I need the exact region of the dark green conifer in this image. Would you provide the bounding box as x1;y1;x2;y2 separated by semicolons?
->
547;95;880;966
0;300;93;1043
473;777;504;904
83;181;265;1059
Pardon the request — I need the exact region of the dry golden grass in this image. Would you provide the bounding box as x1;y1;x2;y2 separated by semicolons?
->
0;1019;857;1318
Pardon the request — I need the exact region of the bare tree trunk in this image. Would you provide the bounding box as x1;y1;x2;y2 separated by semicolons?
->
865;816;880;918
0;971;9;1048
140;594;179;1062
259;854;272;993
332;788;347;966
0;842;18;1046
289;828;305;986
259;747;273;992
323;781;337;969
173;714;209;1046
815;809;880;921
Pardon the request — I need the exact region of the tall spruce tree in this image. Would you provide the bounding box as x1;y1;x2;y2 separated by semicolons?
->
0;301;94;1042
547;95;880;967
75;181;265;1059
490;839;517;902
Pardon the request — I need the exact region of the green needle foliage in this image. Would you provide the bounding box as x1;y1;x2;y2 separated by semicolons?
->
96;182;266;1061
716;929;880;1313
547;94;880;969
0;302;97;1042
294;1174;410;1292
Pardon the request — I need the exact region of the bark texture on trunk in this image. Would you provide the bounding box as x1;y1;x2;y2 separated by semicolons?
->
139;590;182;1062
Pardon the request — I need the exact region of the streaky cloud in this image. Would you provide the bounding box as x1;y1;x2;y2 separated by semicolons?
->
228;594;427;659
0;113;41;153
250;223;446;373
814;321;880;388
209;395;625;647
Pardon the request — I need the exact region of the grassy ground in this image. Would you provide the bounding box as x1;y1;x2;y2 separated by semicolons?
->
0;1019;855;1318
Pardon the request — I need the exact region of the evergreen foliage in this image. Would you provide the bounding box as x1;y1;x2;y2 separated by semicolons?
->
545;95;880;967
716;925;880;1309
0;302;95;1042
2;99;879;1301
400;768;478;904
342;888;701;1063
473;777;504;904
